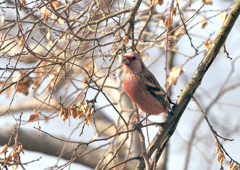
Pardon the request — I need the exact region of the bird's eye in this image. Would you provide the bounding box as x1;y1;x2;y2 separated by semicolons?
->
132;56;136;60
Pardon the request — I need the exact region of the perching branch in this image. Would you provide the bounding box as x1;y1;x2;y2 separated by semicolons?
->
137;0;240;168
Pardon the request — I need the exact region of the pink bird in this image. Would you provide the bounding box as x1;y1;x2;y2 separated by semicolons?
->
122;52;172;115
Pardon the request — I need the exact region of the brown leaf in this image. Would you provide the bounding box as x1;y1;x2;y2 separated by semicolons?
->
18;36;25;47
58;17;64;25
46;29;51;39
12;151;19;162
151;0;158;6
77;109;84;119
0;144;8;154
93;132;99;140
171;7;177;16
227;162;238;170
167;66;185;86
15;143;24;154
70;104;78;119
47;39;53;49
12;164;18;170
233;165;238;170
147;55;152;61
59;107;64;117
199;16;207;29
220;12;228;23
43;7;49;23
202;0;212;5
123;35;129;45
59;34;66;42
1;13;5;24
215;144;220;154
21;0;26;6
59;107;70;123
217;151;225;165
204;39;212;49
164;15;173;28
158;0;164;6
28;109;39;122
13;72;33;95
174;28;185;37
52;0;61;9
85;105;95;126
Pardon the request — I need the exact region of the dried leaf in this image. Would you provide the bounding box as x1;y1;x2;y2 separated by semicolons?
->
12;153;18;164
123;35;129;45
13;72;33;95
70;104;78;119
111;43;118;54
58;17;64;25
199;16;207;29
220;12;228;23
164;15;173;28
174;28;185;37
50;12;55;19
151;0;158;6
77;109;84;119
85;105;95;126
18;36;25;47
158;18;164;26
59;34;66;42
202;0;212;5
28;109;39;122
43;7;49;23
158;0;164;6
204;39;212;49
47;39;53;49
233;165;238;170
171;7;177;16
59;107;64;117
0;144;8;154
52;1;61;9
7;154;13;161
217;151;225;165
141;56;146;62
167;66;185;86
62;109;70;123
46;29;51;39
12;164;18;170
228;162;235;170
15;143;24;154
93;132;99;140
215;144;220;154
147;55;152;61
1;14;5;24
21;0;26;6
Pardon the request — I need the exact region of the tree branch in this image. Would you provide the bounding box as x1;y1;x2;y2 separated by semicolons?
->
137;0;240;168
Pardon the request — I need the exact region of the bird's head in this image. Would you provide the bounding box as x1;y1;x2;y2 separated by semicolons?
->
122;52;144;74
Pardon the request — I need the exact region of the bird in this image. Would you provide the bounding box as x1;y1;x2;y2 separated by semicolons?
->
122;52;172;115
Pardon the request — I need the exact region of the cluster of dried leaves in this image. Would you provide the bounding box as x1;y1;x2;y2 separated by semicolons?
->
167;66;185;87
215;145;239;170
0;72;32;97
42;0;63;24
59;101;95;126
0;143;24;170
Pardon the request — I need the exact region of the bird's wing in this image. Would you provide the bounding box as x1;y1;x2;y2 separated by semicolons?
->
143;72;172;109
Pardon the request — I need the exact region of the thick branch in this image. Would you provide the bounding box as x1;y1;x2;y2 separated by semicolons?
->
0;125;102;168
137;0;240;169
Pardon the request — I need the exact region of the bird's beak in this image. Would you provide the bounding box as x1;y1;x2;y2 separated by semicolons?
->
122;57;131;65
